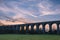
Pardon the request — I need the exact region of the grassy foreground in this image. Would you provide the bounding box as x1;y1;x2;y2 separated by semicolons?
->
0;34;60;40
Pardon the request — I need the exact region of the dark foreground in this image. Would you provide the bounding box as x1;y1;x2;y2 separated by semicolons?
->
0;34;60;40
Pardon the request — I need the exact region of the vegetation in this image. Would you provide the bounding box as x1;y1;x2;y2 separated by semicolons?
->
0;34;60;40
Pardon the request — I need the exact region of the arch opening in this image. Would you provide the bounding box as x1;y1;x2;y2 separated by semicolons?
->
45;24;50;32
33;25;37;31
52;23;57;31
59;24;60;30
39;24;43;31
24;26;26;31
20;26;22;31
29;25;31;31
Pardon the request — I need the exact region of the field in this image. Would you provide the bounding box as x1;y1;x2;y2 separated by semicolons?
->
0;34;60;40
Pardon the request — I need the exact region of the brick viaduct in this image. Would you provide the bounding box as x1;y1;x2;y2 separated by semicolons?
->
0;20;60;34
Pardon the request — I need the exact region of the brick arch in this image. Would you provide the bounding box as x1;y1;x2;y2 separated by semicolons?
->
24;26;26;31
59;24;60;30
45;24;50;32
33;25;37;31
20;26;22;31
51;23;57;31
39;24;43;30
28;25;31;31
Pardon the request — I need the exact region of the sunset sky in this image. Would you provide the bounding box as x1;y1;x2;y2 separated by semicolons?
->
0;0;60;23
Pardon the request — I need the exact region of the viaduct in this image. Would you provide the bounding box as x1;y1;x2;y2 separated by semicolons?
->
0;20;60;34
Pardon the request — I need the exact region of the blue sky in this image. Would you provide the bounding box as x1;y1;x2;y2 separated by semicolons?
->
0;0;60;22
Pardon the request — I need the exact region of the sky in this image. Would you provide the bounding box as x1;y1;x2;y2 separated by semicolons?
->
0;0;60;23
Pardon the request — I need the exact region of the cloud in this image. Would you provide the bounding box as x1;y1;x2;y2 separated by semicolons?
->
0;0;38;23
0;20;26;25
0;0;60;17
0;1;38;19
0;0;60;23
37;0;60;16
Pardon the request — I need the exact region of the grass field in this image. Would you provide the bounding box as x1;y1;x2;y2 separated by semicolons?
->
0;34;60;40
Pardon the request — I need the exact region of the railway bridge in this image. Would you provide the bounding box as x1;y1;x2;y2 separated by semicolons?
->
0;20;60;34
